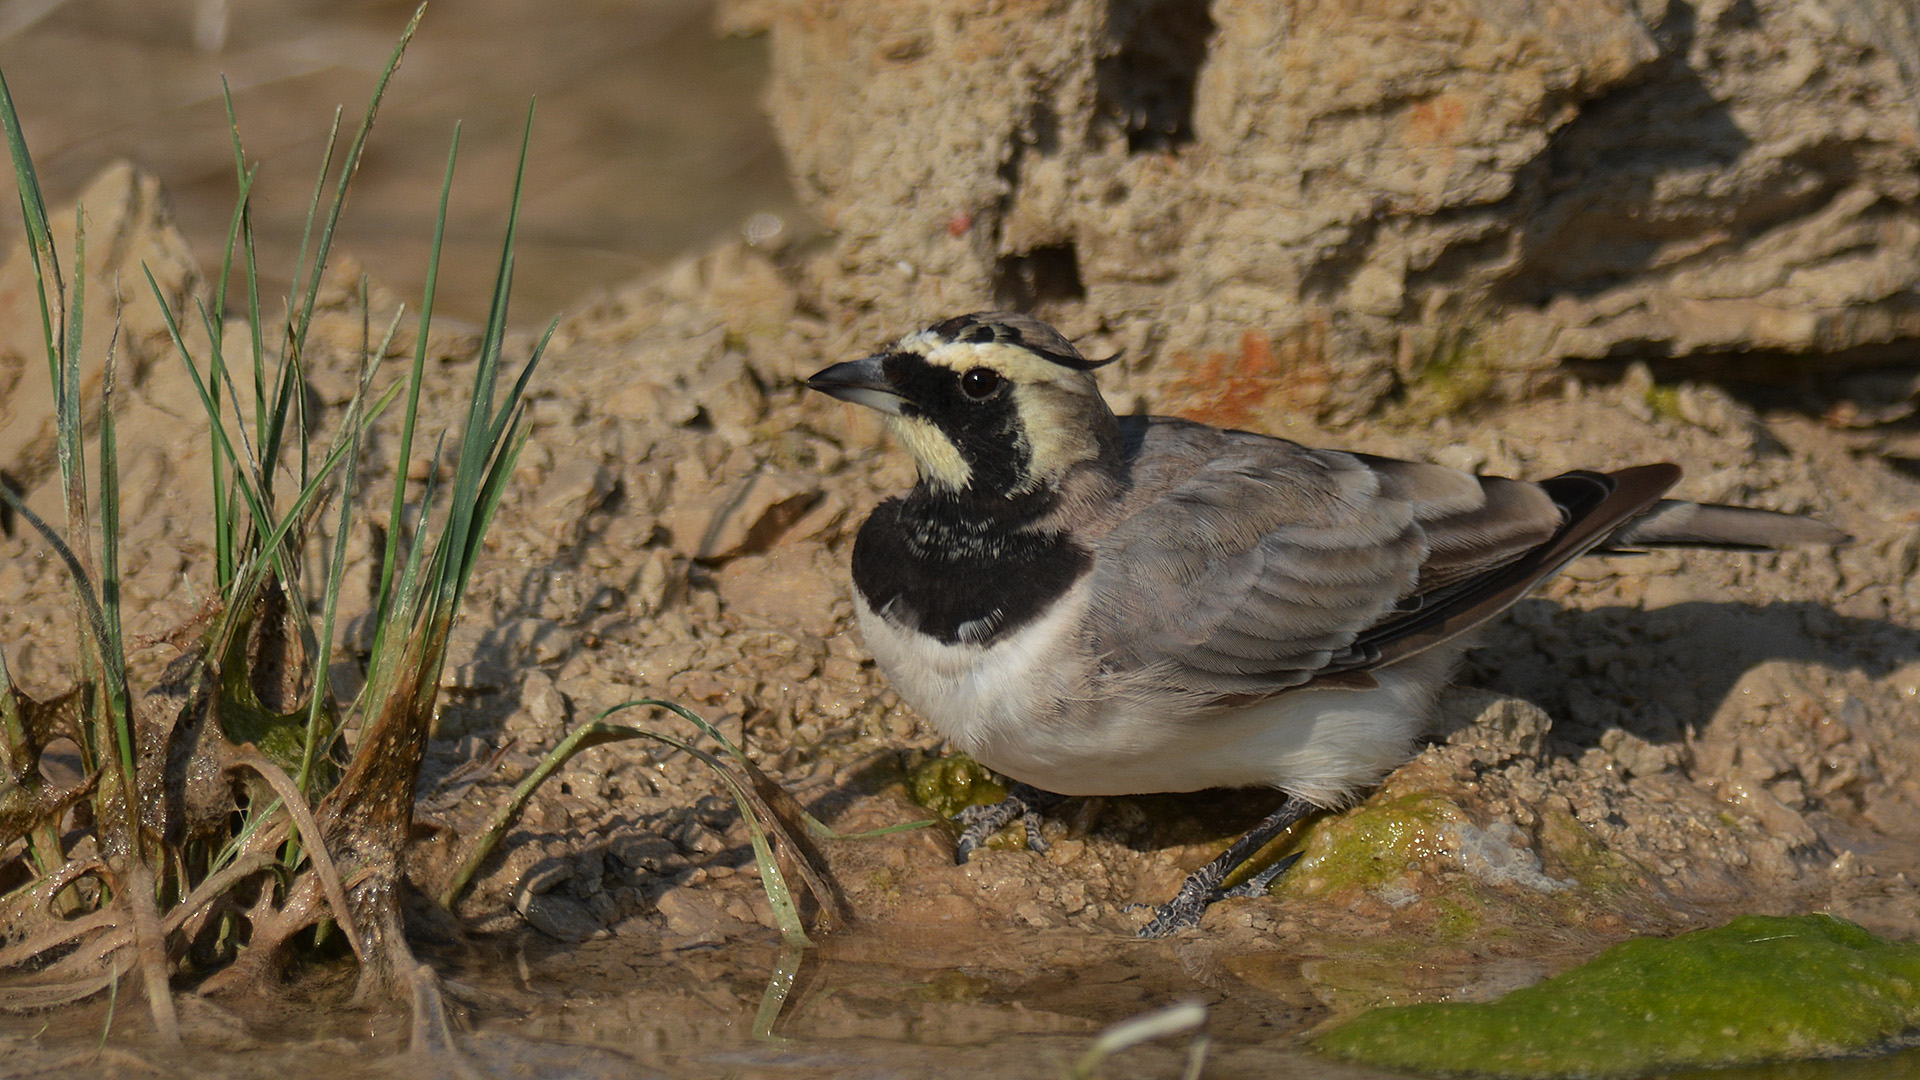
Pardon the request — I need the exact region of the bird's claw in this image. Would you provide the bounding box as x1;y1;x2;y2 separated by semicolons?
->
1138;851;1303;937
1138;876;1215;938
1138;801;1314;938
954;783;1061;864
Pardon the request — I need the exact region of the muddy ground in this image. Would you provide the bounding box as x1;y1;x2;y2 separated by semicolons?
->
2;216;1919;1075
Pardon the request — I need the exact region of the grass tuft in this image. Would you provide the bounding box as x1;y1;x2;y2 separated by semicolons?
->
0;5;870;1047
0;0;555;1039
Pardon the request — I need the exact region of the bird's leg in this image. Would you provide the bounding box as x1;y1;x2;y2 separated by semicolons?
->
954;782;1065;863
1138;793;1317;938
1218;851;1304;899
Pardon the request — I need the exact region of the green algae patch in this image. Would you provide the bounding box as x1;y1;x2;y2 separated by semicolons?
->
906;753;1007;818
1393;327;1500;422
1316;914;1920;1078
1535;808;1646;900
1276;791;1465;900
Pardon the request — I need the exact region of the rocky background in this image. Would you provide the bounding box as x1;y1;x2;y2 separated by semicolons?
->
3;0;1920;1056
726;0;1920;419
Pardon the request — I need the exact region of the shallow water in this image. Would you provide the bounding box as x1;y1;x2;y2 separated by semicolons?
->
0;0;800;325
7;923;1920;1079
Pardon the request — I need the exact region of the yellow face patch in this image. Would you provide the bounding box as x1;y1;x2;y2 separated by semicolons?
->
886;413;973;491
883;331;1111;494
1009;381;1102;491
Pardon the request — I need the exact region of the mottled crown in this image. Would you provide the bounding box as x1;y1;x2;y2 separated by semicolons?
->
923;312;1116;371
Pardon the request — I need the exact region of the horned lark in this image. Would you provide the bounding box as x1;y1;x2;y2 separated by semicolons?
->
807;311;1846;936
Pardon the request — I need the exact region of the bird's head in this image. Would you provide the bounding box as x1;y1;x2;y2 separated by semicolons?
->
807;312;1121;499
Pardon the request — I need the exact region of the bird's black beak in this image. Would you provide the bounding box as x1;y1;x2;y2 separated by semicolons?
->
806;354;907;416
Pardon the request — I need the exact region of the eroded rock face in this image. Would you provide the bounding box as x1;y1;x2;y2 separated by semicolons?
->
724;0;1920;414
0;162;202;502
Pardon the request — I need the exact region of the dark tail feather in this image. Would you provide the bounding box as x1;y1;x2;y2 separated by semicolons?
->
1606;499;1849;551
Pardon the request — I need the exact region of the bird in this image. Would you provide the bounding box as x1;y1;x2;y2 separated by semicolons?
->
805;311;1848;937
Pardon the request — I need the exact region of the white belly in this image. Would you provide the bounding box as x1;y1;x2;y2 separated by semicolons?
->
857;589;1452;806
857;587;1095;780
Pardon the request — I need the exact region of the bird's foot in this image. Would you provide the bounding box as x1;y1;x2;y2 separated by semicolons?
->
954;782;1064;864
1218;851;1302;900
1136;795;1317;938
1137;850;1305;936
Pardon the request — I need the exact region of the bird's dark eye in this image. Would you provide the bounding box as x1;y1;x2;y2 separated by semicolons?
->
960;367;1002;400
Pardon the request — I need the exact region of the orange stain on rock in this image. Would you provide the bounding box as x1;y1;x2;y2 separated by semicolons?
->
1406;94;1467;145
1162;323;1331;430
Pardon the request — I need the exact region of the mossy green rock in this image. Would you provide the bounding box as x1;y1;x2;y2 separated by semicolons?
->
906;753;1007;818
1276;791;1462;899
1317;914;1920;1078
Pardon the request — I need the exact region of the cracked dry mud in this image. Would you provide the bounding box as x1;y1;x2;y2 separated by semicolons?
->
3;229;1920;1075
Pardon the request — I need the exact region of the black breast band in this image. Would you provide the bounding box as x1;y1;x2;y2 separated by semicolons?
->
852;495;1091;646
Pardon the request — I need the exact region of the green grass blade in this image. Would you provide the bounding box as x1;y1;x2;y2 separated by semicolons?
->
286;298;402;791
0;490;127;776
259;306;307;504
630;697;752;767
299;380;370;797
54;212;99;719
483;316;555;455
97;330;131;785
429;100;540;631
0;69;51;263
213;78;244;326
60;199;84;443
439;101;534;604
196;299;262;478
217;84;267;589
618;695;927;841
290;3;424;351
752;943;806;1040
147;263;403;658
615;700;852;928
145;266;275;545
439;717;813;947
99;331;123;657
220;79;270;447
270;276;401;657
209;159;261;588
367;432;444;675
56;206;85;542
210;377;404;673
804;815;936;842
285;106;339;363
450;405;529;604
200;295;231;585
376;123;459;639
261;108;339;494
0;67;62;392
241;206;265;448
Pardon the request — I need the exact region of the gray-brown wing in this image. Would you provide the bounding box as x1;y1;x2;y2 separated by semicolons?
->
1341;464;1683;671
1085;422;1571;697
